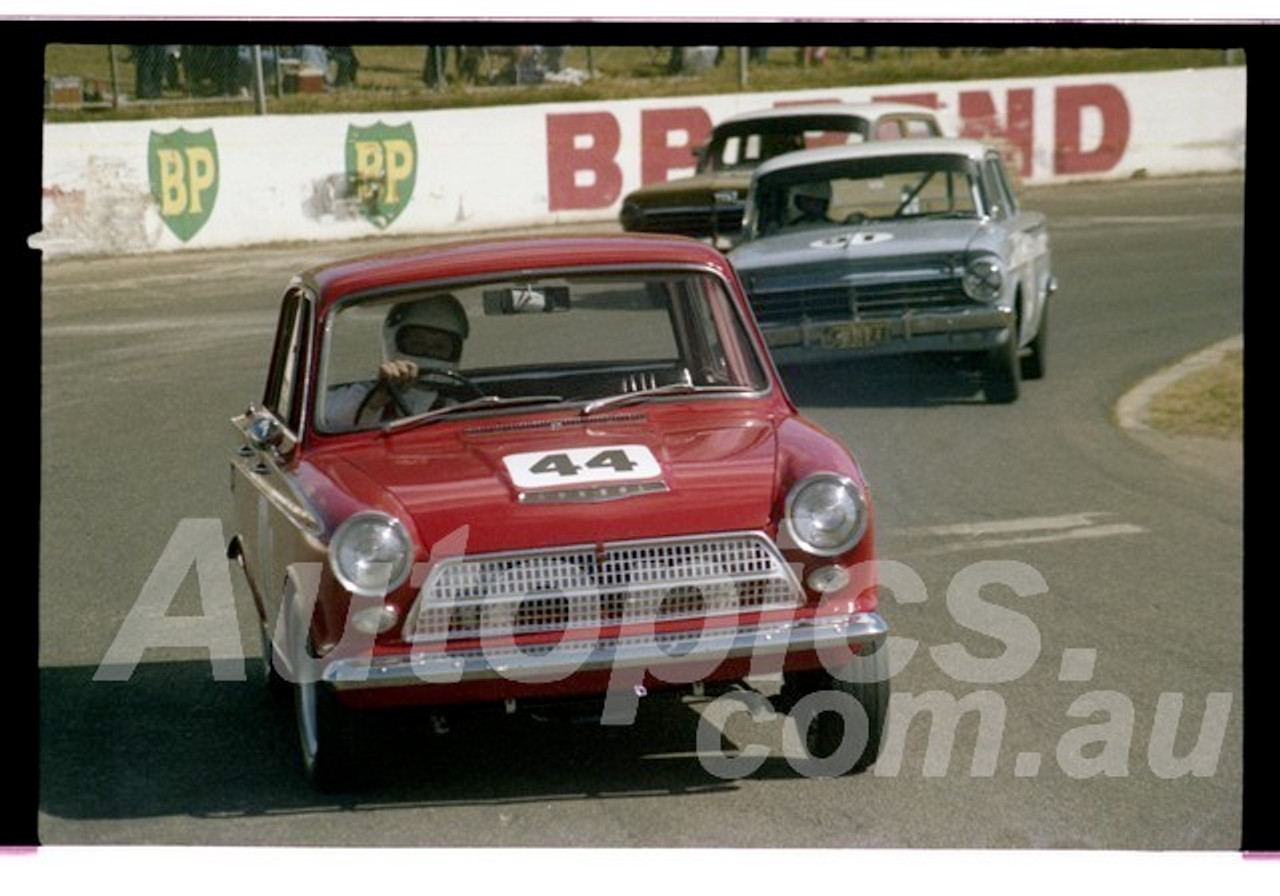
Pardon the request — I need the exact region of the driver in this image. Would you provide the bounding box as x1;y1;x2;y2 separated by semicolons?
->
326;294;469;428
786;179;832;228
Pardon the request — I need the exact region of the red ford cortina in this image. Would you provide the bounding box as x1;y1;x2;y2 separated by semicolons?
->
228;233;888;789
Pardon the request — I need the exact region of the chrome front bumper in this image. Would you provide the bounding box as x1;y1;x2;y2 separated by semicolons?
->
323;611;887;690
761;305;1014;362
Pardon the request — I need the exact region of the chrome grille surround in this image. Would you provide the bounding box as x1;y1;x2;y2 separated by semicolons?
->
404;531;803;644
748;276;971;325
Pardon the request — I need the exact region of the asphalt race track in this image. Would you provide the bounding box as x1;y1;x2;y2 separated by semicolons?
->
37;174;1244;849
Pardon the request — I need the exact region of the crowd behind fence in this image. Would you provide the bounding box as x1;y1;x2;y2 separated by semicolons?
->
41;45;1060;115
46;45;368;112
42;45;1245;116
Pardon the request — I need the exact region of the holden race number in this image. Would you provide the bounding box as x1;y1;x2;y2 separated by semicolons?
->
504;445;662;490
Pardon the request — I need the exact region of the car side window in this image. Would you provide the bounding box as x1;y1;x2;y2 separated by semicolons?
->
874;119;904;140
262;287;312;433
905;117;940;137
983;155;1019;219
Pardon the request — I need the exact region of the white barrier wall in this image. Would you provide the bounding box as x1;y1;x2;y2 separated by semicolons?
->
37;66;1245;258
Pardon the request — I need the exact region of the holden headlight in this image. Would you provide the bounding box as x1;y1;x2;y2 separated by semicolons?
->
962;255;1005;302
329;511;412;596
785;473;869;557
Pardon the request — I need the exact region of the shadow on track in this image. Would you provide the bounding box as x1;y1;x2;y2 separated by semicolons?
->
775;355;990;408
39;661;827;826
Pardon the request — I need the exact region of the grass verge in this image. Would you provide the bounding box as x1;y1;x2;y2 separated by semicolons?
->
1146;350;1243;441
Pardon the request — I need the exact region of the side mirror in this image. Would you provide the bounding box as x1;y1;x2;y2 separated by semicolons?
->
247;412;284;451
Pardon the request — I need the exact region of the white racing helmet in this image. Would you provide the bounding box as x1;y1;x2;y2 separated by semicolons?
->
788;179;832;220
382;294;469;370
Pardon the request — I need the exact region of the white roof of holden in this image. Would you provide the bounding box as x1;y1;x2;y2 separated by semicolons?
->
713;101;941;129
752;137;994;179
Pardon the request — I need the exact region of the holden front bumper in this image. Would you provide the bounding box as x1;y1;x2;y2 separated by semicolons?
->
760;304;1015;364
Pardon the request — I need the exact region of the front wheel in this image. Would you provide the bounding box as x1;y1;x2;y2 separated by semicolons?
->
982;328;1021;403
780;641;890;776
295;675;357;791
286;596;357;790
1021;302;1048;380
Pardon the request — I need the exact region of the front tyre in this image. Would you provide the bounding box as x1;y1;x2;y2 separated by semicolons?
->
1021;302;1048;380
781;641;890;776
295;676;356;792
982;327;1021;403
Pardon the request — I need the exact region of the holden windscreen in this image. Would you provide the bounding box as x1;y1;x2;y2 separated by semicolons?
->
753;155;983;237
315;270;770;433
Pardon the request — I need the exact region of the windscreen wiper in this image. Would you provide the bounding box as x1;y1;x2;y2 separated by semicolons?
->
380;395;565;434
581;383;755;415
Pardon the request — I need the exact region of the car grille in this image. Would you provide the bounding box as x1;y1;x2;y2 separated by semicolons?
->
405;532;802;643
625;205;745;237
748;276;971;325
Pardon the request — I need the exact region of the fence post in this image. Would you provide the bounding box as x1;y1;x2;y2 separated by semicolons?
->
273;45;285;98
108;44;121;110
251;45;267;114
433;46;445;91
738;46;748;89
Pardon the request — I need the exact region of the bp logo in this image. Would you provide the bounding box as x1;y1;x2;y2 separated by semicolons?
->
148;128;219;242
345;122;418;229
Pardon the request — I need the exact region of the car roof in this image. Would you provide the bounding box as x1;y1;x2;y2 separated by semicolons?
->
302;233;736;308
752;137;994;178
713;101;939;130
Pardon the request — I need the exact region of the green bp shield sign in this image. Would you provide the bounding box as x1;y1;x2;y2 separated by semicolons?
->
345;122;418;229
148;128;219;242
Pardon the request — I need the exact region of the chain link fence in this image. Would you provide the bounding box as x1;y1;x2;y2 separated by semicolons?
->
43;45;1245;116
45;45;364;112
41;45;1024;114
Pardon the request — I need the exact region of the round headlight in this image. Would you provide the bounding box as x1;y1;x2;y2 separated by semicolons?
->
329;512;412;596
962;256;1005;302
785;474;869;557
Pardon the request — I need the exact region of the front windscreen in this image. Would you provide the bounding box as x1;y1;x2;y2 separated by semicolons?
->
751;154;983;237
315;270;769;432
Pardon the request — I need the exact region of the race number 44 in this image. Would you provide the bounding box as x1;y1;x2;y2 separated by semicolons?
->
504;445;662;490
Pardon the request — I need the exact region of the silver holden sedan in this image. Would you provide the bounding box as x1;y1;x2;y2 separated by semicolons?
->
729;138;1057;403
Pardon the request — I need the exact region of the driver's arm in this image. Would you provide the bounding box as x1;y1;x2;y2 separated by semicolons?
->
379;359;419;385
357;359;420;418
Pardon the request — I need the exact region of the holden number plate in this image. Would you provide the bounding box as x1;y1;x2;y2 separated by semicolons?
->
820;321;892;350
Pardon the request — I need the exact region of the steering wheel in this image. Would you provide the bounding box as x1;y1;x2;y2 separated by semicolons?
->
355;369;486;423
416;368;486;400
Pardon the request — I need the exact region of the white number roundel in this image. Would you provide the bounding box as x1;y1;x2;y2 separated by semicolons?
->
503;445;662;490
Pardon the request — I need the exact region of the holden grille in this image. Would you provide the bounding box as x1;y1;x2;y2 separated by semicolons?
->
405;532;802;643
748;276;970;325
625;205;745;237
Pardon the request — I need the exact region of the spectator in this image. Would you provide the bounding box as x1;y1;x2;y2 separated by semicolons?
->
130;45;165;99
668;46;720;74
295;45;329;72
456;46;483;84
162;45;183;90
327;46;359;87
423;46;448;87
510;46;544;85
184;45;241;96
542;45;566;73
797;46;828;66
